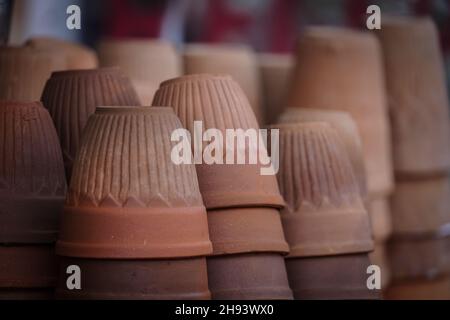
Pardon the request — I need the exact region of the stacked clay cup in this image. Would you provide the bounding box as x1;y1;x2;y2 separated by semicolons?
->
41;67;140;181
376;17;450;299
272;122;377;299
55;107;212;299
153;74;293;300
0;102;66;299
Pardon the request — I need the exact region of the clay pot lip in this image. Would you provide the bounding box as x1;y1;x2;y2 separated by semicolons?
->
183;42;253;54
380;15;432;28
98;37;174;47
268;121;331;131
95;106;174;115
159;73;233;87
390;224;450;241
0;101;44;108
302;26;377;43
50;67;121;78
281;107;353;119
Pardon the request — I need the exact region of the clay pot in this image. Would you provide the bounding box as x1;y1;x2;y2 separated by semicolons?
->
385;276;450;300
287;26;393;197
0;289;54;300
56;257;210;300
56;107;212;259
388;235;450;281
183;44;263;124
208;207;289;255
258;53;294;125
286;253;380;299
376;17;450;175
0;245;57;298
41;68;140;180
0;102;66;244
277;108;367;198
369;243;391;290
273;122;373;257
97;39;182;105
367;196;392;242
0;46;66;101
207;253;293;300
390;176;450;236
152;74;284;210
25;36;98;69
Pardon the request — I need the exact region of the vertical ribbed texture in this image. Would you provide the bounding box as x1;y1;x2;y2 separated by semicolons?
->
152;74;259;134
0;47;66;101
0;102;66;196
41;68;141;179
274;122;360;212
67;107;203;208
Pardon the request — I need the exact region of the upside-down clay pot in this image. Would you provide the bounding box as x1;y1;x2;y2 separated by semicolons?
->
385;276;450;300
25;36;99;69
183;44;263;124
0;46;66;101
388;235;450;281
0;102;66;244
56;107;212;259
41;68;140;180
390;176;450;236
376;17;450;175
258;53;294;125
272;122;373;257
367;196;392;242
277;108;367;198
207;253;293;300
369;243;391;290
287;27;393;197
152;74;284;210
97;39;182;105
56;257;210;300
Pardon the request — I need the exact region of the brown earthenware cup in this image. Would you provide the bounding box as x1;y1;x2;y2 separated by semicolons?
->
0;101;66;244
152;74;284;210
385;275;450;300
286;253;380;299
56;257;210;300
41;67;141;180
56;107;212;259
207;253;293;300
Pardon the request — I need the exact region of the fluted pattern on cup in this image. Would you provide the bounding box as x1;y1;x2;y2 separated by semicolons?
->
274;122;360;212
67;107;203;208
41;68;140;178
152;74;259;133
0;102;66;196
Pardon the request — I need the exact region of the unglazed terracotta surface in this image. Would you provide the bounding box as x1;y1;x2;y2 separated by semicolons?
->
386;275;450;300
41;67;140;180
287;27;393;196
376;17;450;175
367;196;392;242
369;243;391;290
56;107;212;259
0;102;66;243
273;122;373;257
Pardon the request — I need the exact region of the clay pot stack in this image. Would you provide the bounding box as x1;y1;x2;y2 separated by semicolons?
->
0;101;66;299
286;26;394;289
97;39;182;105
272;122;377;299
376;17;450;299
41;67;140;181
153;74;293;300
55;107;213;299
183;44;263;124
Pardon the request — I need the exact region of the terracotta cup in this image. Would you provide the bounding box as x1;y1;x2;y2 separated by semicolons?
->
277;108;367;198
258;53;294;125
41;67;140;181
376;17;450;175
56;107;212;259
97;39;182;105
286;253;380;299
0;245;57;299
0;46;66;101
25;37;98;70
287;26;393;197
56;257;210;300
272;122;373;257
207;253;293;300
390;176;450;236
369;243;391;290
385;276;450;300
367;196;392;242
183;44;263;124
388;235;450;281
0;101;66;244
152;74;284;210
